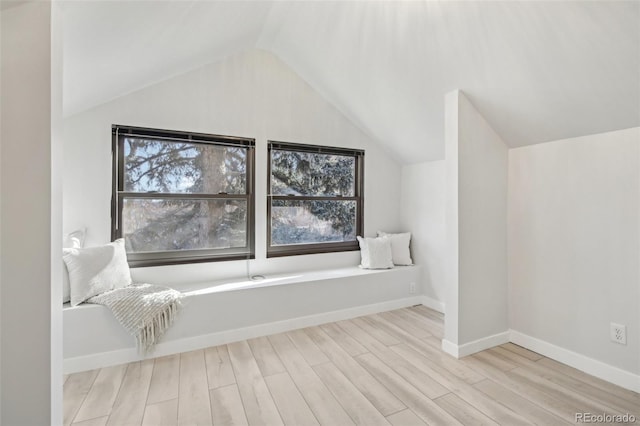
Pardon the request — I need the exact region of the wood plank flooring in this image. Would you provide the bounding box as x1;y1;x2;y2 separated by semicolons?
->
64;306;640;425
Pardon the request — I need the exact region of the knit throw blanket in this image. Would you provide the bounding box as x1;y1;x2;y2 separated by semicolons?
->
88;283;184;354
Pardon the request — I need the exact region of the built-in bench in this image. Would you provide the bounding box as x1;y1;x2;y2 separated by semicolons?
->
63;265;421;373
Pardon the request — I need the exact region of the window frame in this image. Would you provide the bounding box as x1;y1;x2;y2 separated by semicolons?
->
267;141;364;258
112;125;255;268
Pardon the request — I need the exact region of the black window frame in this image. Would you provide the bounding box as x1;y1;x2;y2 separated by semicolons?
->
112;125;255;268
267;141;364;258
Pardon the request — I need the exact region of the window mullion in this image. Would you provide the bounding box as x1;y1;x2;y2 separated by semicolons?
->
268;195;358;202
119;192;248;200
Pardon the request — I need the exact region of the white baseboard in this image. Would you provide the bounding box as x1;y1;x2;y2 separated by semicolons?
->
460;331;510;357
510;330;640;393
441;331;510;358
64;296;423;374
442;329;639;393
419;295;445;313
441;339;459;358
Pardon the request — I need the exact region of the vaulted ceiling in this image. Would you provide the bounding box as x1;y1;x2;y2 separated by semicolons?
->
62;1;640;163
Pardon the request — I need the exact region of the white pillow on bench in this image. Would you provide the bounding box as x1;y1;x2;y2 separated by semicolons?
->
377;231;413;266
357;236;394;269
63;238;132;307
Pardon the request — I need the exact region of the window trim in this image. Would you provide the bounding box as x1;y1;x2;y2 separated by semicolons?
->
112;125;255;268
267;141;364;258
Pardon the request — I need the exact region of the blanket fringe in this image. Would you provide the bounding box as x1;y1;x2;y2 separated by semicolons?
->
136;299;183;354
88;283;185;354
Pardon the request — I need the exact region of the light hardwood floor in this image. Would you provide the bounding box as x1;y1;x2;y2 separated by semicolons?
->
64;306;640;425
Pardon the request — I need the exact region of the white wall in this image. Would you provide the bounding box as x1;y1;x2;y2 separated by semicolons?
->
0;7;3;421
444;91;460;345
400;160;446;308
51;4;64;422
457;92;509;345
63;48;402;284
443;90;509;355
509;127;640;376
1;2;62;424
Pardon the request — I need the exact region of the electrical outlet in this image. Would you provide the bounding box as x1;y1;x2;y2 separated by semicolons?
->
409;282;416;294
610;323;627;345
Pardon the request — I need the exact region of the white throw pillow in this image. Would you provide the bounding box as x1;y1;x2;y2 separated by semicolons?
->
357;236;394;269
63;239;132;307
62;228;86;304
377;231;413;265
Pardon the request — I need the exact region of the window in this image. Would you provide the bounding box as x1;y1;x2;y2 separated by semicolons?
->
112;125;255;267
267;141;364;257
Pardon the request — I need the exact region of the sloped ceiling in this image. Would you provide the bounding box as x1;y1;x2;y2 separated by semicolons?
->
62;1;640;163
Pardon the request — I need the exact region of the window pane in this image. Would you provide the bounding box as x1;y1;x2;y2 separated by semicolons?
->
123;198;247;253
270;150;355;196
271;199;356;246
124;138;247;194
